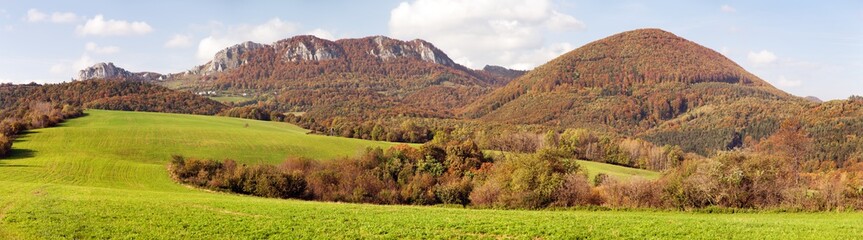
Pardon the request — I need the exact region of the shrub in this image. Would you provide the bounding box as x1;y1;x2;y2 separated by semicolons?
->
168;156;307;199
166;138;863;211
594;173;610;186
0;134;11;157
469;180;502;208
470;153;574;209
601;179;665;209
553;173;598;207
435;178;472;206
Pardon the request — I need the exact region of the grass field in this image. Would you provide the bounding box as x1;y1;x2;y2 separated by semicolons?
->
1;110;861;239
208;96;253;103
487;151;662;182
575;159;661;181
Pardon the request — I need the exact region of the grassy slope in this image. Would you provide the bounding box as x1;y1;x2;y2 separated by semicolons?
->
489;151;662;182
575;160;661;182
208;96;253;103
0;110;861;239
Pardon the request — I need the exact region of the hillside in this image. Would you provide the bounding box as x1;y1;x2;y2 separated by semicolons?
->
1;110;860;238
463;29;811;154
0;80;225;116
62;29;861;160
158;35;519;121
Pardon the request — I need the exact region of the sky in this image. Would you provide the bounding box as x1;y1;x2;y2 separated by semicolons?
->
0;0;860;100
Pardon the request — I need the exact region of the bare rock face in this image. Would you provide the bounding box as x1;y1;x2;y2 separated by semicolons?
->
363;36;456;67
275;35;344;62
195;41;265;75
411;39;456;67
182;35;460;77
77;62;134;80
78;36;468;83
77;63;167;81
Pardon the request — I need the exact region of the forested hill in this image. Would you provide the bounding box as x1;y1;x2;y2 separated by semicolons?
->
460;28;818;154
162;35;521;121
0;80;225;116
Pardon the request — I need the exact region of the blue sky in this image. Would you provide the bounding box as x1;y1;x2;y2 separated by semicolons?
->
0;0;860;100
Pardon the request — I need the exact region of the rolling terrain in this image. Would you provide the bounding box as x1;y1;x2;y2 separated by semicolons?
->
0;110;861;238
67;29;863;161
80;36;523;121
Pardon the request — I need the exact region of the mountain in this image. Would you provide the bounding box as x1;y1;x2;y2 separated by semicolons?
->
78;62;167;82
462;28;810;154
165;35;503;120
76;36;524;123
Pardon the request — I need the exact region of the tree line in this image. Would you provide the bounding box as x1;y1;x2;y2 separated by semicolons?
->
169;119;863;211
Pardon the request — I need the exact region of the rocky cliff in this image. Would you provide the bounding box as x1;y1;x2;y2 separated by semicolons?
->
188;35;460;76
77;63;166;81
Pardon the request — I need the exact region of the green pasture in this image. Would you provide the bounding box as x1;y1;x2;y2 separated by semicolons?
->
0;110;860;239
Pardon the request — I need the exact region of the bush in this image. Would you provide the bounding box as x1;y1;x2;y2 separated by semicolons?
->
594;173;610;186
601;179;665;209
435;178;472;206
168;156;307;199
0;134;11;157
469;181;503;208
470;153;576;209
553;173;599;207
166;138;863;211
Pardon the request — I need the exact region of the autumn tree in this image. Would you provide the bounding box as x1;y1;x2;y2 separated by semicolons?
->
756;118;813;179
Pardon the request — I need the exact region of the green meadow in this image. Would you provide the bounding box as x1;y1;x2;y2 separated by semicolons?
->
575;159;661;182
208;96;254;104
0;110;861;239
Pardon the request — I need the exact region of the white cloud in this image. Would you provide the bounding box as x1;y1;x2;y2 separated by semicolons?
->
49;54;94;76
26;9;79;23
76;15;153;36
545;11;586;32
389;0;585;69
165;34;193;48
508;42;574;70
721;5;736;13
49;63;68;75
196;18;298;61
26;9;47;22
197;37;238;61
49;41;117;77
748;50;777;64
307;28;335;40
73;54;95;72
775;76;802;87
50;12;79;23
85;42;120;54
